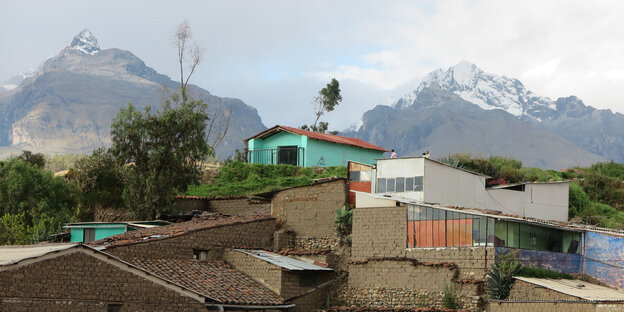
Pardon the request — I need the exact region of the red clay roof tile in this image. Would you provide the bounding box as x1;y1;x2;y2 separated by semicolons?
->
247;125;389;152
129;258;284;305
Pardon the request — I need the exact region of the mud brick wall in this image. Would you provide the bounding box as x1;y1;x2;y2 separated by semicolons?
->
488;301;615;312
351;206;493;279
174;197;270;216
348;260;456;291
351;206;407;258
223;249;283;294
342;205;494;311
106;219;276;261
0;251;204;312
272;179;347;238
208;198;270;216
508;280;581;301
223;249;333;300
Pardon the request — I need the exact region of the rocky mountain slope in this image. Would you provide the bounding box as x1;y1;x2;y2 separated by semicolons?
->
0;30;265;158
386;61;624;165
344;69;608;168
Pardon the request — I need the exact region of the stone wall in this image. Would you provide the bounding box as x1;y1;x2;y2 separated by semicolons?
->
105;219;276;261
508;280;581;301
272;179;347;240
488;301;623;312
0;251;204;312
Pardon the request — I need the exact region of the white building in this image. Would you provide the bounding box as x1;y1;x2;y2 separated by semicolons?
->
370;157;568;222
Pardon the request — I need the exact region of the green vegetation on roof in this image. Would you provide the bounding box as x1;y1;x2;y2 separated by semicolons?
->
184;162;347;197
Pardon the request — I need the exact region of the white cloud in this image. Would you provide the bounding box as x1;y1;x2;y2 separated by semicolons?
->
2;0;624;129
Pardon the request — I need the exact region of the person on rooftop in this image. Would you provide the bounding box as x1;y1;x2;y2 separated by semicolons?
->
390;149;397;159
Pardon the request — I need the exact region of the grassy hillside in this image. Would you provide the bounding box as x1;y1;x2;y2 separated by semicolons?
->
438;153;624;229
184;162;347;197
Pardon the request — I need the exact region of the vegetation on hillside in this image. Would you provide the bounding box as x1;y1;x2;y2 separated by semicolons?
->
185;162;346;197
438;153;624;229
0;152;80;245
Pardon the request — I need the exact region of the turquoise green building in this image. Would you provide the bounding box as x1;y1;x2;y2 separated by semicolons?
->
64;221;170;243
246;125;388;167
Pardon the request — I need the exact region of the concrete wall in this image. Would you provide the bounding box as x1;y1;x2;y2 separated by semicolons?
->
271;179;347;248
305;138;384;167
375;158;424;201
105;219;276;261
423;159;486;209
0;251;204;312
486;183;569;222
584;231;624;289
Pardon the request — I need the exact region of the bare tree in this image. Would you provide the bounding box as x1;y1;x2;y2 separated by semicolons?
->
173;20;230;155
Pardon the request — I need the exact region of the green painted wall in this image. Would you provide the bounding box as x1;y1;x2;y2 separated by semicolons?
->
248;131;385;167
304;138;384;167
69;224;127;242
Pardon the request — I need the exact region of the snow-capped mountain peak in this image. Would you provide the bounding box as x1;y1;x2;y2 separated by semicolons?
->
69;29;100;55
395;61;556;122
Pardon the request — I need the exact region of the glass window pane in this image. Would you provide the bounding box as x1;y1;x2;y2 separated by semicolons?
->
377;178;386;193
472;217;480;246
547;229;563;253
507;222;519;248
533;226;547;251
519;223;532;249
405;178;414;191
396;177;405;192
414;176;423;191
494;221;507;247
487;218;495;246
387;178;395;192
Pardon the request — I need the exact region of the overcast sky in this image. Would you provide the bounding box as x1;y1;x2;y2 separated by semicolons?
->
2;0;624;130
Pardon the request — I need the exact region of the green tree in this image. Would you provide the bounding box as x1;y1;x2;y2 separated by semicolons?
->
301;78;342;133
18;150;46;169
0;158;79;244
72;148;124;220
111;97;210;219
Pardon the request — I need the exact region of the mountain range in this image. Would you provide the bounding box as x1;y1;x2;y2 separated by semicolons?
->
344;61;624;169
0;30;265;158
2;30;623;169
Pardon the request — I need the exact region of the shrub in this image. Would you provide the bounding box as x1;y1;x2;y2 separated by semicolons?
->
441;284;459;309
485;250;522;299
334;205;353;246
516;267;573;279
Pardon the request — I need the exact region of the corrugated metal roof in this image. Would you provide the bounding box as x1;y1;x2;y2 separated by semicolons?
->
0;243;78;265
514;277;624;301
234;249;333;271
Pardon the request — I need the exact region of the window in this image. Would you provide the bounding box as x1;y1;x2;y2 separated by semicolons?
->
107;304;122;312
377;178;386;193
299;271;317;287
83;228;95;242
376;176;423;193
193;249;208;260
407;205;493;248
277;146;298;166
493;220;580;254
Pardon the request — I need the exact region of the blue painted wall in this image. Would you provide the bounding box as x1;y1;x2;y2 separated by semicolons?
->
495;247;582;274
584;231;624;289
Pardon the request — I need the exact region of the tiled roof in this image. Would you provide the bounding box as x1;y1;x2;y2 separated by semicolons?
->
92;213;275;248
247;125;389;152
129;258;284;305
